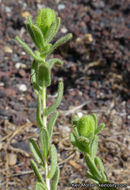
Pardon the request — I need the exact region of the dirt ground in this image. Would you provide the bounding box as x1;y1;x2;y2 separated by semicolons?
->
0;0;129;189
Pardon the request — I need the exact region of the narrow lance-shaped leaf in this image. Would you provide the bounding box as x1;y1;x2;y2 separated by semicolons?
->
47;58;63;69
40;127;49;159
48;145;57;179
85;153;102;181
47;111;59;141
35;182;48;190
26;17;45;50
36;95;44;128
92;114;98;129
29;139;44;166
86;171;99;184
95;123;105;135
45;81;64;116
89;136;99;159
51;166;60;190
37;64;51;87
95;157;108;181
30;159;44;184
46;17;61;43
31;60;40;94
42;33;72;56
15;36;44;62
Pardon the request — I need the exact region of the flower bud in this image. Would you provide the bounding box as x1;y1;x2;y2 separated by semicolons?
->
77;115;95;139
35;8;56;37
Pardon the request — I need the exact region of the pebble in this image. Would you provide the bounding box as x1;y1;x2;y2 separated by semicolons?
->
61;27;68;33
77;112;83;118
4;46;13;53
21;11;30;18
17;84;27;92
8;153;17;166
5;6;12;13
15;62;22;69
57;4;65;10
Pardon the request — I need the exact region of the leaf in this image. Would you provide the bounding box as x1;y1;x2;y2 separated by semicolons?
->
15;36;44;62
31;60;40;93
95;157;108;181
72;115;79;125
50;166;60;190
48;145;57;179
95;123;105;135
86;171;99;184
40;127;49;159
92;114;98;130
47;58;63;69
46;17;61;43
37;64;51;87
29;139;44;166
35;182;48;190
30;159;44;184
85;153;102;181
26;17;45;50
42;33;72;57
45;81;64;116
89;136;99;159
47;111;59;141
36;95;44;128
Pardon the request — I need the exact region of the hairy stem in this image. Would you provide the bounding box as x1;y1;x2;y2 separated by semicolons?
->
42;86;50;190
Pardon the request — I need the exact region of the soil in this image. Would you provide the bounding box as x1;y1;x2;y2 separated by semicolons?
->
0;0;129;190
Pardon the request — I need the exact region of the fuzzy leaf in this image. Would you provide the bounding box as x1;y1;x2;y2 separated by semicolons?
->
72;115;79;126
48;145;57;179
40;127;49;159
85;153;102;181
47;111;59;141
95;157;108;181
47;58;63;69
15;36;43;62
95;123;105;135
35;182;48;190
86;171;99;184
45;81;63;116
51;166;60;190
37;63;51;87
90;136;99;159
36;95;44;128
46;17;61;43
30;159;44;184
27;17;45;50
92;114;98;129
29;139;44;166
42;33;72;56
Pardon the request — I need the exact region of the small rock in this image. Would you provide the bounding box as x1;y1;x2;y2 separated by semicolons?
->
8;153;17;166
15;62;22;69
4;46;13;53
85;34;93;43
21;11;30;18
61;27;68;33
77;112;83;118
5;6;12;13
17;84;27;92
57;4;65;10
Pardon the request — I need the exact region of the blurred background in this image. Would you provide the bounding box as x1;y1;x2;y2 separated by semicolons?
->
0;0;129;189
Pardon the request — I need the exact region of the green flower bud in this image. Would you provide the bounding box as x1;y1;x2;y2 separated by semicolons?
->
77;115;95;139
35;8;56;37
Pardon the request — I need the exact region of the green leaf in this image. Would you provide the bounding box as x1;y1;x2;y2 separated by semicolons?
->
48;145;57;179
15;36;44;62
90;136;99;159
51;166;60;190
31;60;40;93
42;33;72;56
30;159;44;184
92;114;98;129
27;17;45;50
37;63;51;87
46;17;61;43
36;95;44;128
86;171;99;184
47;111;59;141
29;139;44;166
40;127;49;159
35;182;48;190
95;157;108;181
47;58;63;69
95;123;105;135
72;115;79;126
45;81;64;116
85;153;102;181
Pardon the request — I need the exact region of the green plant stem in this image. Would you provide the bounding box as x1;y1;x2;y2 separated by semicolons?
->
42;85;50;190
